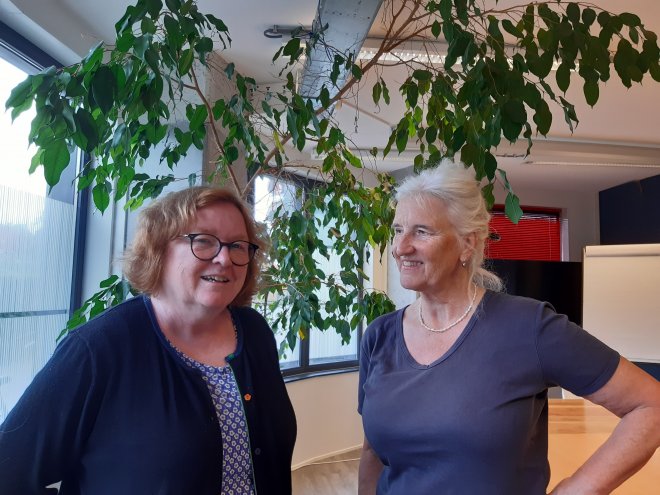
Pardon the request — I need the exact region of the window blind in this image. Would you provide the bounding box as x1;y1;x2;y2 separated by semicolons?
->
486;208;561;261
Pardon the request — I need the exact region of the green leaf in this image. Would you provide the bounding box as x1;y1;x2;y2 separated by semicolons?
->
501;19;523;39
82;42;104;70
116;31;136;52
533;100;552;135
133;35;150;60
141;17;156;35
225;145;239;163
91;66;117;115
100;274;120;288
92;180;111;212
5;77;32;111
460;142;479;167
484;152;497;181
74;108;99;152
412;69;432;81
43;140;71;186
566;3;580;24
195;36;214;59
582;8;596;27
619;13;641;27
503;99;526;124
583;80;599;107
188;105;208;131
178;48;195;75
381;79;390;105
395;123;408;153
431;20;441;38
282;38;301;59
504;193;523;224
487;17;504;45
425;125;437;144
405;82;419;108
29;148;44;174
650;62;660;82
482;183;495;210
319;86;330;108
439;0;452;22
165;0;181;11
372;81;382;105
225;62;235;79
556;62;571;93
207;14;229;33
351;64;362;80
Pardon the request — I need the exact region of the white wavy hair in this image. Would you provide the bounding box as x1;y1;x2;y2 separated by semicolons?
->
395;158;502;291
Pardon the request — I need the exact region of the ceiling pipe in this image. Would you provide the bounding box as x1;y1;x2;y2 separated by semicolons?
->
298;0;384;101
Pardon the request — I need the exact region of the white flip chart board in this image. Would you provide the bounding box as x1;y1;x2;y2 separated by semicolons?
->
582;244;660;364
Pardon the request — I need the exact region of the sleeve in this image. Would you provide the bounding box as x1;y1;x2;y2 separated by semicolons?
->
0;333;98;494
534;303;620;396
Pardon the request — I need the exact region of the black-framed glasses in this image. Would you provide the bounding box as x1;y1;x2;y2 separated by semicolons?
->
179;233;258;266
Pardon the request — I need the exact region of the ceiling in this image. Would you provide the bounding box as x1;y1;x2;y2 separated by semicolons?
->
2;0;660;194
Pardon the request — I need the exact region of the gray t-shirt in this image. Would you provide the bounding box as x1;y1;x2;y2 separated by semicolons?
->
358;291;619;494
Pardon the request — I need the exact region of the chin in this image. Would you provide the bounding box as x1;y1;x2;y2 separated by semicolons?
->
399;279;421;292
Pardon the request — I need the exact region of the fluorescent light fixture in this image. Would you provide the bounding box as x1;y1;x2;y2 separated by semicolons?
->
357;38;565;70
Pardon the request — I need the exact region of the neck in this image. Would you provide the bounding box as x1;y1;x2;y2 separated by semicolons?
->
150;296;230;340
418;283;479;333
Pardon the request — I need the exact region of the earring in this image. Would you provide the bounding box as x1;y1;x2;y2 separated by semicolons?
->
461;260;467;267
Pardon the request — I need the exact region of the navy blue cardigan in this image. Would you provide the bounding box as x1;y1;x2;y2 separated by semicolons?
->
0;296;296;494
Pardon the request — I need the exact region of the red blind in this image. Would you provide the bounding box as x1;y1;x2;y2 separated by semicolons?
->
486;209;561;261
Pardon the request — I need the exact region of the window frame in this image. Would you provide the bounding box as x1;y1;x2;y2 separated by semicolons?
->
0;20;89;317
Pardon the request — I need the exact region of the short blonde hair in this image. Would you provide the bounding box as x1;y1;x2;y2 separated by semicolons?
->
123;186;265;305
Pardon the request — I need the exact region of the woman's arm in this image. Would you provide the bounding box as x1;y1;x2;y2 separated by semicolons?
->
550;357;660;495
358;437;383;495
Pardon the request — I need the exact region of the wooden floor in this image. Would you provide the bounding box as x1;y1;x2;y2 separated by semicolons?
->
292;399;660;494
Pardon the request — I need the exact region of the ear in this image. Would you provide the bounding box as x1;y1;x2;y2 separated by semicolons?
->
461;232;478;261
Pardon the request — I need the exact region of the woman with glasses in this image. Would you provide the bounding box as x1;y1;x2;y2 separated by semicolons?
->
0;186;296;494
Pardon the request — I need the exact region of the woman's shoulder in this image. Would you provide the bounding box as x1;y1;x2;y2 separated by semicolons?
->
484;290;549;313
363;307;405;340
67;295;153;344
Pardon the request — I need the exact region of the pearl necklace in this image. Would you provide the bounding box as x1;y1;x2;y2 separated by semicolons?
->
418;285;477;333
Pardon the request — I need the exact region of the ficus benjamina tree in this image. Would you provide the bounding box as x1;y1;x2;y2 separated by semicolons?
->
6;0;660;352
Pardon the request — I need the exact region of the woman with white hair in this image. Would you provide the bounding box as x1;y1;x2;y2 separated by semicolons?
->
357;158;660;494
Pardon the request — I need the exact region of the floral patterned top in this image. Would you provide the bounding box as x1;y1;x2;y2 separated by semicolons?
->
172;346;255;495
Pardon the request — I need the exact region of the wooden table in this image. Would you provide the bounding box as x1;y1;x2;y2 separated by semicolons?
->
548;399;660;494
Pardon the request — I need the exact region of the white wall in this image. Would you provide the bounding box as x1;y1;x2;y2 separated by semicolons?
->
286;372;363;469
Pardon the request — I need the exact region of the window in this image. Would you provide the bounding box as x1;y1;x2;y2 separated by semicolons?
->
486;206;563;261
0;22;86;422
253;174;360;377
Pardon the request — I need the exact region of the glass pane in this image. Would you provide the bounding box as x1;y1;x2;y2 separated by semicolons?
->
0;55;76;422
253;175;301;368
309;205;357;365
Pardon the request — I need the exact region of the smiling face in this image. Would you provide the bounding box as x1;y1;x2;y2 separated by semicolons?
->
392;195;474;294
156;201;250;316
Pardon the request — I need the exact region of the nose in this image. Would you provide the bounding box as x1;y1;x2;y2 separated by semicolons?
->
392;232;414;257
212;245;233;265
